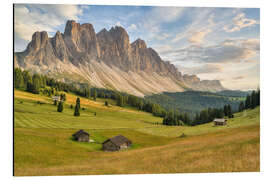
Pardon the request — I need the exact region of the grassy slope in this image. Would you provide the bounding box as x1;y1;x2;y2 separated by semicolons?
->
14;90;260;176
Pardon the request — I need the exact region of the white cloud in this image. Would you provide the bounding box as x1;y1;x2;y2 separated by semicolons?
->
14;4;83;41
115;21;124;27
160;38;260;64
141;7;185;39
177;63;223;75
188;29;212;44
171;8;215;43
127;24;137;31
223;13;259;32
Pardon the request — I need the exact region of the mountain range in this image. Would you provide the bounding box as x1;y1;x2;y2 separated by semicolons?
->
14;20;225;97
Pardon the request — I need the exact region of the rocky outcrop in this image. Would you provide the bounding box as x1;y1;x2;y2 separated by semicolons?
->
14;20;225;97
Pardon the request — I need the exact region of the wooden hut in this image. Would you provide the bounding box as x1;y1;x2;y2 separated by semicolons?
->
213;118;227;126
102;135;132;151
52;96;60;101
72;130;90;142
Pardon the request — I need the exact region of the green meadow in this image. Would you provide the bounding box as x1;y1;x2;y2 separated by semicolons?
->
14;90;260;176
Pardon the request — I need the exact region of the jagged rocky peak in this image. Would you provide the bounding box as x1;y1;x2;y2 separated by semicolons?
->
108;26;130;46
51;31;68;61
26;31;49;52
63;20;100;59
98;28;108;34
15;19;225;95
52;31;64;43
64;20;80;37
131;38;147;49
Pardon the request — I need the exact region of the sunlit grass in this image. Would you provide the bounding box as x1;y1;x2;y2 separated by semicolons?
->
14;89;260;176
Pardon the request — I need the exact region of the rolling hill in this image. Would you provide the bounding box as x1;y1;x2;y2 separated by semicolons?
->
14;89;260;175
145;91;246;114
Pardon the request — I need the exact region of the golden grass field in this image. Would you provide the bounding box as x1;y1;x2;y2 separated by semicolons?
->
14;90;260;176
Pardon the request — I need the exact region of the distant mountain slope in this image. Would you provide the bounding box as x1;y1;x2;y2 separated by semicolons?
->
145;91;244;114
216;90;251;97
14;20;225;97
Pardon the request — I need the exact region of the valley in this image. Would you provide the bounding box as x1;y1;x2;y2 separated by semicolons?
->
14;89;260;175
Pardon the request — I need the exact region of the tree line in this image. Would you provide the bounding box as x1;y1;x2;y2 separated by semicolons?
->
14;68;260;127
14;68;166;118
163;104;234;126
238;89;260;112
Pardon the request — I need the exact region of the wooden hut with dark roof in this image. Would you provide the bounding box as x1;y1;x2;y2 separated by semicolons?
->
72;130;90;142
102;135;132;151
213;118;227;126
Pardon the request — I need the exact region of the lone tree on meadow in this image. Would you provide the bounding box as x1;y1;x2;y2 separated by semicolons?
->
57;101;64;112
74;97;80;116
93;90;97;101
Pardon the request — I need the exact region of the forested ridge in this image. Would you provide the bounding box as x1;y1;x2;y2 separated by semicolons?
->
14;68;259;127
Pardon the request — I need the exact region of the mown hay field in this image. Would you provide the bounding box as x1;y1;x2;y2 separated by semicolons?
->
14;90;260;176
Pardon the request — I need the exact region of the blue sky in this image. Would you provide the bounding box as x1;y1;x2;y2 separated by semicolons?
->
14;4;260;90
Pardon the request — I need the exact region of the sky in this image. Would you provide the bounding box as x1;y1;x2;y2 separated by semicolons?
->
14;4;260;90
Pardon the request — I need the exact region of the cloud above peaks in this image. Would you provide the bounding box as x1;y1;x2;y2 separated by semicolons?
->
14;4;83;41
159;38;260;64
223;13;259;32
188;29;212;44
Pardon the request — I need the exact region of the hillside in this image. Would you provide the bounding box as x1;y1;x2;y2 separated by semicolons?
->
14;90;259;175
145;91;245;114
14;20;225;97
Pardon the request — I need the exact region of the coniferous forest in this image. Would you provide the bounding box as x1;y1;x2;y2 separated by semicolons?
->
14;67;259;127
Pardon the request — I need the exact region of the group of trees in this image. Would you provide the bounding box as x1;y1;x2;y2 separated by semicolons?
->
163;104;235;126
193;107;225;126
14;68;47;94
145;91;241;115
238;89;260;112
163;110;190;126
14;68;260;126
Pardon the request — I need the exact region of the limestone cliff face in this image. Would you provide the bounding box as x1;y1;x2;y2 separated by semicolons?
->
14;20;225;97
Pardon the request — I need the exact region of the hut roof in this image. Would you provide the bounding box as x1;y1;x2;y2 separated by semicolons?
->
213;118;227;123
72;129;89;138
103;135;131;146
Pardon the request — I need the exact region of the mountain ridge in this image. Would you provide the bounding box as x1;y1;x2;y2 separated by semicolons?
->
14;20;225;97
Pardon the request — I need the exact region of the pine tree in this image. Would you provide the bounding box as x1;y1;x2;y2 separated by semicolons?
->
251;90;257;109
57;101;63;112
14;68;24;88
93;90;97;101
74;97;80;116
245;95;251;109
257;89;260;106
238;101;245;112
227;104;233;118
31;74;42;94
76;97;80;109
116;94;124;107
223;105;228;116
22;70;32;89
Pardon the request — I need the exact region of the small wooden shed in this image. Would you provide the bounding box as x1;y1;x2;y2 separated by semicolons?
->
102;135;132;151
213;118;227;126
52;96;60;101
72;130;90;142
